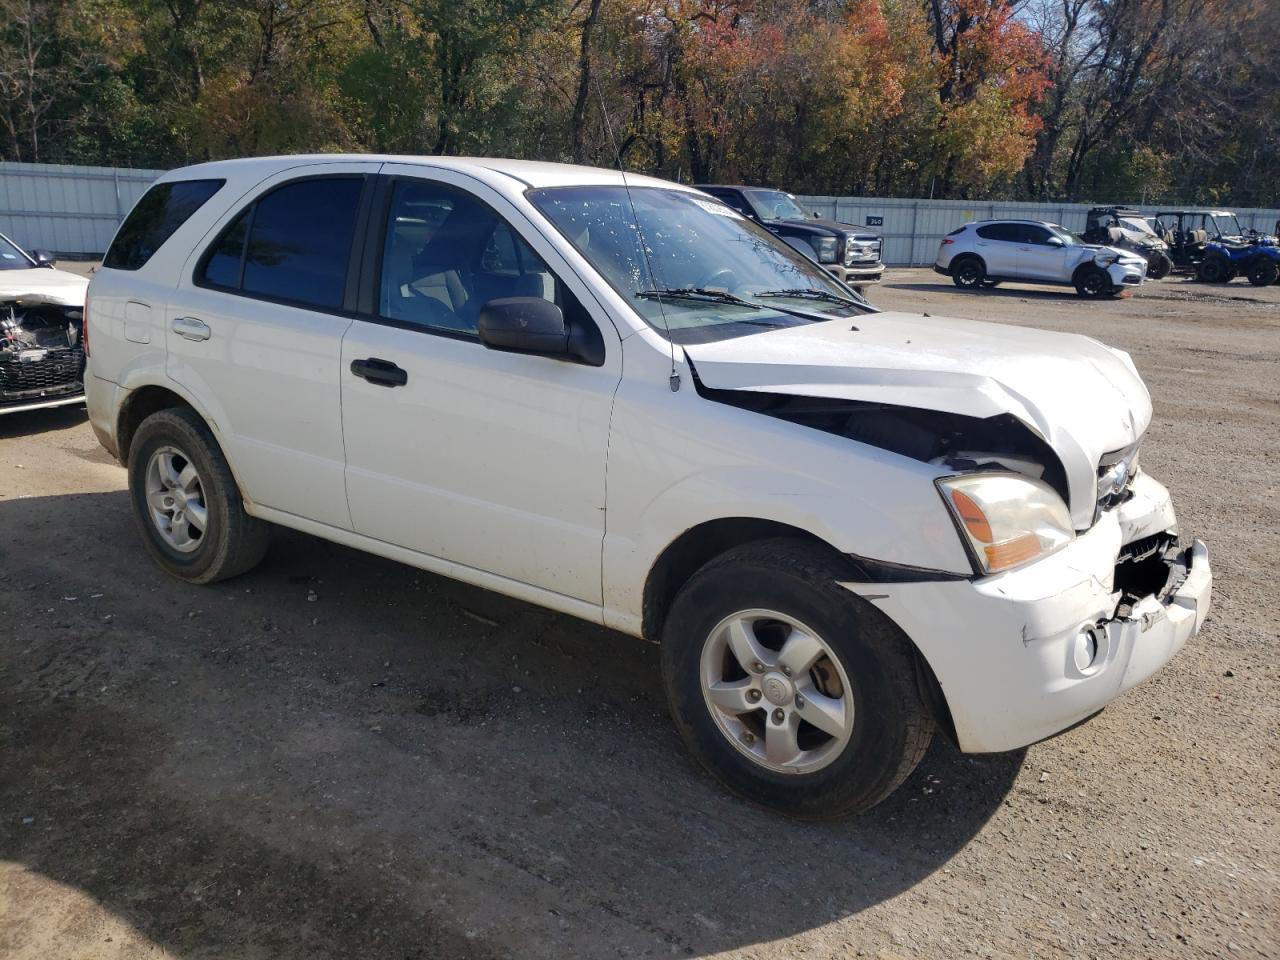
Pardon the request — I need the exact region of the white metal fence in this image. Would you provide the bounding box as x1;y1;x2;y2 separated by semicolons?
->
798;196;1280;266
0;161;165;258
3;161;1278;265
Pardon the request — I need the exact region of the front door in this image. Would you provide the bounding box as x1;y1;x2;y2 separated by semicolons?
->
339;168;623;604
1014;225;1071;281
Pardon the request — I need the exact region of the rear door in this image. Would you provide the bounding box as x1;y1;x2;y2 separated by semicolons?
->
169;163;378;529
339;167;623;604
974;223;1019;276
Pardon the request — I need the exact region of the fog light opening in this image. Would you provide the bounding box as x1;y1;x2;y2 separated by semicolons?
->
1074;627;1103;673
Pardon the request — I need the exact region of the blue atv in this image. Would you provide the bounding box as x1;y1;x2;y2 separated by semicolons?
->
1197;237;1280;286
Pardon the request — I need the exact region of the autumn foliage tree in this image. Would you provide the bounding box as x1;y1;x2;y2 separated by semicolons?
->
0;0;1274;205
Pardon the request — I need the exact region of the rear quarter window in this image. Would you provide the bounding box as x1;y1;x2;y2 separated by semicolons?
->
103;179;225;270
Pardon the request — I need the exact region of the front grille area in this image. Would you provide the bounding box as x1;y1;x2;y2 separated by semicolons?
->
0;345;85;401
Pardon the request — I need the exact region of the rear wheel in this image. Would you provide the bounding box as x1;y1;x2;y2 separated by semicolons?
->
1146;252;1173;280
1074;266;1111;298
660;539;934;820
128;407;271;584
1197;253;1232;283
1246;257;1278;287
951;257;986;290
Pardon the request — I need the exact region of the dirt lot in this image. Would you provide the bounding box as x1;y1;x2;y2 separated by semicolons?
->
2;267;1277;959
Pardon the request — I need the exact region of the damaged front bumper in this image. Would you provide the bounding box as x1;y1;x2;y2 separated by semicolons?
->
844;472;1211;753
1;297;86;414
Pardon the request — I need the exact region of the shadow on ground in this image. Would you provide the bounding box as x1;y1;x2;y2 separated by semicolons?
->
0;491;1023;958
0;404;87;439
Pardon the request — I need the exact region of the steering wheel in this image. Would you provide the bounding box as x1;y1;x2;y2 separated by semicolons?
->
696;267;738;289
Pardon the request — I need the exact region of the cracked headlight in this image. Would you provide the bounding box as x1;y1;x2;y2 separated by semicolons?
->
938;473;1074;575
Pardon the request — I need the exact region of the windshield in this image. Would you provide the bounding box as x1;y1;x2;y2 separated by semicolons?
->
1120;217;1158;237
1211;214;1244;236
745;189;809;222
0;234;34;271
527;185;866;344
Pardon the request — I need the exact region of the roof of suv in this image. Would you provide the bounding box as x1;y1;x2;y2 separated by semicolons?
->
156;155;694;193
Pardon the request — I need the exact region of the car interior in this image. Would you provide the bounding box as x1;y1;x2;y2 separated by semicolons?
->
380;183;556;334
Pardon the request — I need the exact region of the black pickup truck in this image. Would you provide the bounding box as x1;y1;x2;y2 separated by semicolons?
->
694;185;885;290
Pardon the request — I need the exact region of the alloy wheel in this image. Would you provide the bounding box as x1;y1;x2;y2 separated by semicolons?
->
144;445;209;553
700;609;855;774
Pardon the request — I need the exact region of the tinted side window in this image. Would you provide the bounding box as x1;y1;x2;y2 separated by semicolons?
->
710;191;752;217
1022;225;1054;245
104;179;224;270
199;177;364;311
975;224;1018;242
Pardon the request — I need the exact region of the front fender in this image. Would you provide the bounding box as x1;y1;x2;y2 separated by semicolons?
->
600;374;972;634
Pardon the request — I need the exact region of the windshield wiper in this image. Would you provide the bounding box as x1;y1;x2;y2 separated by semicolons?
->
636;287;761;309
753;288;864;307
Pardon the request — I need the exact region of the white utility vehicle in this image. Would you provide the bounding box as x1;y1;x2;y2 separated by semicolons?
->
86;157;1211;818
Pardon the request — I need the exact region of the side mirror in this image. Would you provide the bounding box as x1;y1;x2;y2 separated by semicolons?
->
30;249;56;267
1045;236;1064;247
478;297;577;361
479;297;605;365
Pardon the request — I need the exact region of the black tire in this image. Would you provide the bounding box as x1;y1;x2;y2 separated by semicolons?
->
1246;256;1278;287
1074;266;1111;298
1197;253;1232;283
659;538;935;820
127;407;271;584
950;257;986;290
1146;252;1173;280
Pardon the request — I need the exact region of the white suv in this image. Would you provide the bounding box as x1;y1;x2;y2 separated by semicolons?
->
935;219;1149;297
85;157;1211;819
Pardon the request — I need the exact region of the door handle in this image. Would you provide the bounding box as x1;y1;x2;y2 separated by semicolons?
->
350;357;408;387
172;316;210;341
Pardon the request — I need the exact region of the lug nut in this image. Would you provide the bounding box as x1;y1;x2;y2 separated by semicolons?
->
782;666;792;678
742;731;755;744
795;695;805;709
772;708;785;724
751;661;764;674
747;689;762;702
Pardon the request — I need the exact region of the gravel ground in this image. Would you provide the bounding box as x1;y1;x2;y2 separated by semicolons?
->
1;267;1276;959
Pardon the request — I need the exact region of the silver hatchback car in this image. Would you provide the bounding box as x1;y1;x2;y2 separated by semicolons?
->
935;219;1148;297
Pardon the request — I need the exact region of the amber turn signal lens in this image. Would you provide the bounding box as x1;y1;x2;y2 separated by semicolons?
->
984;534;1042;571
950;488;993;543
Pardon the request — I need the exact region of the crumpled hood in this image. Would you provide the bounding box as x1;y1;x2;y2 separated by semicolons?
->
685;312;1152;528
0;268;89;307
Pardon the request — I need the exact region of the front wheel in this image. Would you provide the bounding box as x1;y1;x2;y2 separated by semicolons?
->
128;407;271;584
1146;252;1173;280
1074;266;1112;298
1246;257;1278;287
660;539;935;819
